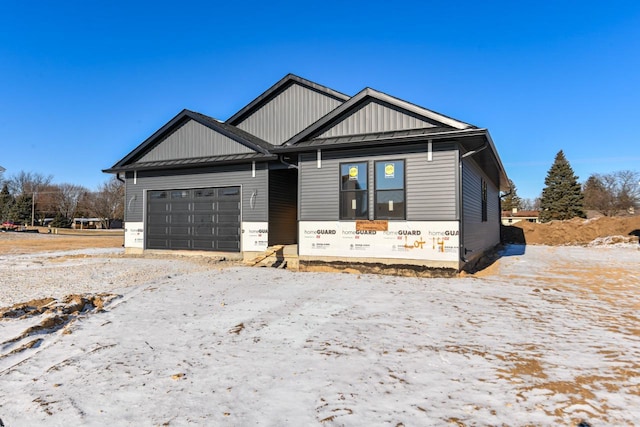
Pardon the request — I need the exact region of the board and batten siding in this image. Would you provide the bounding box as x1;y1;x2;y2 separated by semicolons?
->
138;120;254;163
319;100;436;138
299;144;458;221
124;163;268;223
461;157;500;258
235;84;344;145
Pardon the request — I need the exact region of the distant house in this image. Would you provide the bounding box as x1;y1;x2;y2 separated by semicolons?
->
72;218;105;229
104;74;509;271
501;208;540;225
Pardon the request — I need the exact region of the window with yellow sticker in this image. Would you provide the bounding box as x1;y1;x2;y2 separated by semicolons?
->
340;162;368;219
375;160;405;220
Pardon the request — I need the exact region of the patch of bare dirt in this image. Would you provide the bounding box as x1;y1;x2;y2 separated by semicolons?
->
504;215;640;246
0;294;119;363
0;229;123;254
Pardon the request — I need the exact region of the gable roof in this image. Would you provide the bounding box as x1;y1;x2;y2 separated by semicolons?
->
284;87;475;146
104;109;274;172
226;74;350;126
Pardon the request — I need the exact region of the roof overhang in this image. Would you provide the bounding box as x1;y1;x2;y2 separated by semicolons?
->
273;128;509;191
103;153;277;174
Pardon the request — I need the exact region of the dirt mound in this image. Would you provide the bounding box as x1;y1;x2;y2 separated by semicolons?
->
503;216;640;246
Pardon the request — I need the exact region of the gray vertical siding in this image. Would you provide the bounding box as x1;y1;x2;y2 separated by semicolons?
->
319;101;436;138
299;152;338;220
299;144;458;221
235;84;344;145
461;157;500;258
407;144;458;220
138;120;253;162
124;163;268;223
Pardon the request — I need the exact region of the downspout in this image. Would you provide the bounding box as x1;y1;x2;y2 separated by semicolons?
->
116;172;125;183
279;154;299;169
458;142;489;266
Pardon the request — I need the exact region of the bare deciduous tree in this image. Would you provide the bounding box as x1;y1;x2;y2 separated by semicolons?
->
6;171;53;196
583;170;640;216
52;183;89;220
521;197;541;211
83;176;124;228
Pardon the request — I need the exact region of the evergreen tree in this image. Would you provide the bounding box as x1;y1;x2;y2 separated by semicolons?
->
501;179;523;211
539;150;585;222
8;194;34;224
0;184;14;221
50;212;72;228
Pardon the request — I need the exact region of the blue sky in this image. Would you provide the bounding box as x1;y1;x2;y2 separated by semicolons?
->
1;1;639;200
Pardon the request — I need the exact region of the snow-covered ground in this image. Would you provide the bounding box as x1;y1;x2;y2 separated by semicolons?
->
0;244;638;426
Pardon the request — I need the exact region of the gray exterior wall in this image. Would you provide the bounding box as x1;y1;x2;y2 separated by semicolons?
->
299;143;459;221
124;163;269;223
461;157;501;259
235;84;344;145
138;120;254;162
319;100;436;138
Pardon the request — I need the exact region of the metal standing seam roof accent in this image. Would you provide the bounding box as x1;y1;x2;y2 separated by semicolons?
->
103;152;277;173
186;110;274;153
226;74;351;125
275;127;463;149
105;109;274;171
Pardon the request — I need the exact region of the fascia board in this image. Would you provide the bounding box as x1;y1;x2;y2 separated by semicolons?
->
108;109;192;169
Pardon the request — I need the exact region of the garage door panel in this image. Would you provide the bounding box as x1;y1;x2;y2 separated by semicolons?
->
146;187;240;252
217;242;240;251
193;227;214;236
216;226;239;236
217;214;240;223
171;212;191;223
217;201;240;211
193;213;214;222
193;201;214;211
192;241;215;250
168;225;190;235
169;239;191;249
147;203;169;215
148;238;168;247
147;225;169;234
170;205;191;214
147;214;169;225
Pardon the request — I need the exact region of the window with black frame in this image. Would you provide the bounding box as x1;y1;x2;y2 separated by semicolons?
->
375;160;405;220
340;162;368;219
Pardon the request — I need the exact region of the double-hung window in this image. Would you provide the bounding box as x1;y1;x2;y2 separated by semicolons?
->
340;162;368;219
375;160;405;220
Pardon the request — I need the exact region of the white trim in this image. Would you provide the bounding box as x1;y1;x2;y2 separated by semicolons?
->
427;140;433;162
252;161;256;178
317;149;322;168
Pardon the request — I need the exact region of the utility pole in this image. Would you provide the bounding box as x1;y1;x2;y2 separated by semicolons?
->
31;192;36;227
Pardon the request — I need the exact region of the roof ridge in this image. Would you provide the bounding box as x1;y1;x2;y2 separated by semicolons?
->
226;74;350;125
